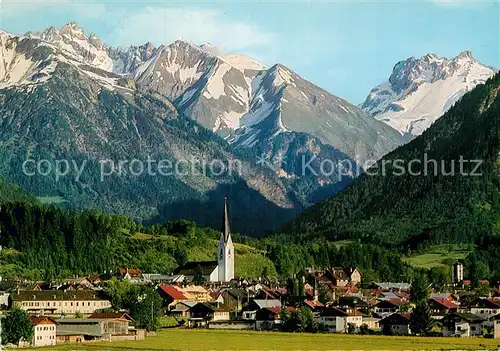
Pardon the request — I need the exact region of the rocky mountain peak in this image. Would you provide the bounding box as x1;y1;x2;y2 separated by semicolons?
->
40;26;61;42
455;50;474;61
199;43;225;56
59;22;87;41
361;51;496;136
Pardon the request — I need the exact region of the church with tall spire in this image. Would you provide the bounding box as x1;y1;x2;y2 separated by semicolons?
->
173;198;234;282
218;197;234;282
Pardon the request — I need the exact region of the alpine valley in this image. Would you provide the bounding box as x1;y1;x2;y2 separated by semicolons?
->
0;23;495;237
285;73;500;251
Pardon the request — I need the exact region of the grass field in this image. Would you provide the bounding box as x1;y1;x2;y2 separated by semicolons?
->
402;245;472;268
33;329;500;350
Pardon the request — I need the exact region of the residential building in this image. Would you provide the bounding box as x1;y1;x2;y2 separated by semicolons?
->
336;296;369;313
254;288;287;301
56;315;142;342
0;292;9;310
442;313;485;337
470;298;500;321
494;314;500;339
31;317;57;347
373;282;412;291
303;299;324;314
429;292;458;303
210;292;224;304
180;285;213;302
63;278;93;289
188;302;231;326
11;290;112;316
428;298;458;319
173;261;219;282
374;299;405;315
88;312;134;323
220;288;249;312
142;274;184;284
379;313;411;336
170;301;197;318
308;267;362;287
317;307;364;333
158;285;188;310
362;316;381;330
255;306;295;330
118;268;143;283
243;299;282;320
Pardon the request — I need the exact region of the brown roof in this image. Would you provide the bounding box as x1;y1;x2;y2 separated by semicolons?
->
430;298;458;310
31;316;56;325
119;268;142;278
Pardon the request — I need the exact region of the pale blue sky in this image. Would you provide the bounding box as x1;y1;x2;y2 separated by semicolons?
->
0;0;498;103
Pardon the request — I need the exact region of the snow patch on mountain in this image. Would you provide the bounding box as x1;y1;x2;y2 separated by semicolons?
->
199;43;266;71
203;62;232;99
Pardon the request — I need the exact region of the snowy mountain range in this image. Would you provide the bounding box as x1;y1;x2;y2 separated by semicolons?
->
361;51;497;136
2;23;405;166
1;22;493;232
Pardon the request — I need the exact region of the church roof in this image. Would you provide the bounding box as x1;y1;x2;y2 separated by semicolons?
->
173;261;218;276
221;197;231;243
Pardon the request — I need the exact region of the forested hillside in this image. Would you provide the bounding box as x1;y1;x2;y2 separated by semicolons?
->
0;198;430;284
284;74;500;251
0;201;281;280
0;177;36;204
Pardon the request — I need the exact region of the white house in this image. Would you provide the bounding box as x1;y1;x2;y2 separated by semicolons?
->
470;298;500;325
317;307;364;333
31;317;57;347
494;314;500;339
0;292;10;309
442;313;485;337
11;290;112;316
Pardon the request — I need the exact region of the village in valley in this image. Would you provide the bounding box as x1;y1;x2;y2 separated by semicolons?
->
0;201;499;348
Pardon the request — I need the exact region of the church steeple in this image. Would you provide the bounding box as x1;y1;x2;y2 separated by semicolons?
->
218;197;234;282
221;196;230;243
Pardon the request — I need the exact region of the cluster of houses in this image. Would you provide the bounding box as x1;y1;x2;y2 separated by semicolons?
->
14;313;142;347
1;201;500;347
2;262;500;347
153;267;500;339
0;276;149;347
